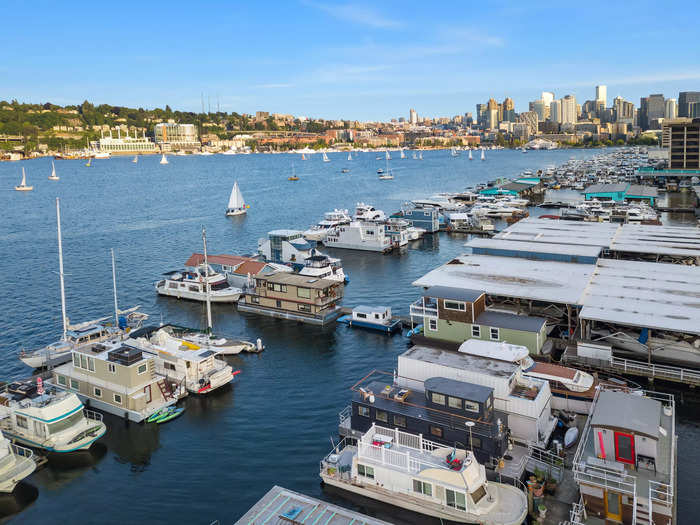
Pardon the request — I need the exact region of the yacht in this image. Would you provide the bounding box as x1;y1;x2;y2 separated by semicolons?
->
225;181;247;216
160;154;168;165
353;203;386;222
128;326;236;395
325;221;394;252
146;324;257;356
155;263;243;303
0;432;35;493
321;424;527;525
303;209;352;242
299;252;348;283
14;167;33;191
48;161;59;181
0;379;106;453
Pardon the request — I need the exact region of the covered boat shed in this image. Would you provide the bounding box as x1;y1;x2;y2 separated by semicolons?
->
467;238;601;264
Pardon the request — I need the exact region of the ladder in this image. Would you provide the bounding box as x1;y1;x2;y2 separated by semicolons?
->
157;379;174;401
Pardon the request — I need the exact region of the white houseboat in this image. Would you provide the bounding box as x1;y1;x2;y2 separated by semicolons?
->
324;221;394;252
298;252;348;283
258;229;317;264
303;209;352;242
0;379;106;452
0;432;35;493
155;263;242;303
320;424;528;525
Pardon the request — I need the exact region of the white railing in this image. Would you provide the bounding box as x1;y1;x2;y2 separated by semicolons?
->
338;405;351;427
409;299;437;319
84;409;103;422
527;444;564;481
573;462;636;495
611;356;700;385
649;480;673;508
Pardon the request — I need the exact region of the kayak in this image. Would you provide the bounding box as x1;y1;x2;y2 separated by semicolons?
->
147;408;168;423
156;407;185;424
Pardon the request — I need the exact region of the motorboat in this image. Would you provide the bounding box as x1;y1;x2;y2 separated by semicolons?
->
353;203;386;222
303;209;352;242
0;379;106;453
14;167;33;191
0;431;35;493
225;181;247;216
155;264;243;303
142;324;257;356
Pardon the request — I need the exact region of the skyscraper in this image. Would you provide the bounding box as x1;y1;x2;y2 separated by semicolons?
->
531;99;547;121
561;95;577;125
502;97;515;122
595;85;607;108
476;103;487;126
678;92;700;118
409;108;417;125
665;99;677;120
550;99;562;123
486;98;499;129
613;96;634;124
647;94;665;129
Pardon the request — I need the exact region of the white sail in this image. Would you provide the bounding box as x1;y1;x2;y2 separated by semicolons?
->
51;161;57;178
385;150;391;160
481;148;485;161
21;167;27;186
400;149;406;159
419;152;423;160
133;155;138;163
469;150;473;160
160;154;168;164
347;152;352;161
323;152;330;162
228;181;245;209
302;153;307;161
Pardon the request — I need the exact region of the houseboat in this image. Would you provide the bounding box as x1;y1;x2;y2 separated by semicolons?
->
383;218;410;248
185;253;290;290
320;424;528;525
337;306;402;334
324;221;394;252
0;379;106;452
397;345;557;447
127;326;235;395
571;387;676;525
52;342;179;422
340;370;508;465
303;209;352;242
155;263;242;303
238;272;343;325
393;204;440;233
298;252;348;284
353;203;386;222
0;432;35;493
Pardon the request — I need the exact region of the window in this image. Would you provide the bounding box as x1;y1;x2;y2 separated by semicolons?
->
70;379;79;390
189;285;199;292
356;312;367;319
490;327;499;340
464;400;479;413
251;296;259;304
470;436;482;449
164;362;176;371
376;410;388;423
297;287;311;299
298;304;311;313
413;479;433;497
472;325;481;337
276;300;282;308
108;363;116;374
470;485;487;505
137;364;148;375
270;283;287;293
358;405;370;417
16;415;28;429
113;394;123;405
446;489;467;511
429;425;443;438
448;396;462;409
357;464;374;479
57;375;67;386
428;318;438;331
72;353;79;367
365;230;374;235
393;415;406;427
94;387;102;398
614;432;635;464
431;392;446;405
444;300;466;311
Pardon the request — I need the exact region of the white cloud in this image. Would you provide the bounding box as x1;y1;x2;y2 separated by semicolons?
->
303;1;401;28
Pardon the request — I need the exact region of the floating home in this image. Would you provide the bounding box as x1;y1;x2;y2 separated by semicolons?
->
338;306;401;334
395;206;439;233
342;371;508;465
52;342;178;422
238;272;343;325
409;286;548;355
258;229;315;264
572;388;676;525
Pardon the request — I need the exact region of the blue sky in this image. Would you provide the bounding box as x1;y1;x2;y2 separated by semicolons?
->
2;0;699;120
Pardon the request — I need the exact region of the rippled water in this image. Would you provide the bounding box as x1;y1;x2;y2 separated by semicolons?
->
0;150;696;524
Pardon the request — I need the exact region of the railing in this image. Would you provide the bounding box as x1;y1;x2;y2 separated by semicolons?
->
10;443;33;460
338;405;351;427
84;409;103;422
649;480;673;509
527;444;564;481
611;356;700;385
573;461;636;495
409;299;437;319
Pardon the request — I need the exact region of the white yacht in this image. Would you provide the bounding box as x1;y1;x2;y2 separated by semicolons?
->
321;424;527;525
148;324;256;356
299;252;348;283
160;154;168;164
353;203;386;222
14;167;33;191
225;181;247;216
155;264;243;303
325;221;394;252
0;379;106;453
303;209;352;242
0;431;35;493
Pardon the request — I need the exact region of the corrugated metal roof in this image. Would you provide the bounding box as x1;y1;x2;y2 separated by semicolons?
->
626;184;659;197
583;183;629;194
467;238;602;258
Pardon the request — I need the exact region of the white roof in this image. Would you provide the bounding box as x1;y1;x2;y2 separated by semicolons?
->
495;217;619;248
610;224;700;258
467;238;602;258
413;254;594;305
458;339;530;363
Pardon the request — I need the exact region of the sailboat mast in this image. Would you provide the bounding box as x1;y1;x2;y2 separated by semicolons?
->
111;248;119;328
56;198;68;341
202;227;212;333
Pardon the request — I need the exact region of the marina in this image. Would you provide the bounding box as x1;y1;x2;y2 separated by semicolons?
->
0;149;697;523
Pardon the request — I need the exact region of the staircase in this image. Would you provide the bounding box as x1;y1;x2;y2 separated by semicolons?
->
635;499;650;525
157;379;174;401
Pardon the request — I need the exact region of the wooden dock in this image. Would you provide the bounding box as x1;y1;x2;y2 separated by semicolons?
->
234;485;392;525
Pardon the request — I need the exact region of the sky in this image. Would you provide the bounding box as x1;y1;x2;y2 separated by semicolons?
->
2;0;699;121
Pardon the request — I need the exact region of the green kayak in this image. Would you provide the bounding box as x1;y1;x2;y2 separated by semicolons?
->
156;407;185;424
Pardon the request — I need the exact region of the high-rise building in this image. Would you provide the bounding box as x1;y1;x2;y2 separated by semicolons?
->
664;118;700;169
595;85;607;108
550;99;562;123
639;97;649;129
409;108;417;125
531;99;547;121
515;111;538;137
541;92;554;107
646;94;665;129
613;96;634;124
502;97;515;122
665;99;677;120
678;92;700;118
561;95;577;125
476;104;487;126
486;98;499;129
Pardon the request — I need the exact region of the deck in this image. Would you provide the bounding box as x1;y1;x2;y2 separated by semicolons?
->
234;485;391;525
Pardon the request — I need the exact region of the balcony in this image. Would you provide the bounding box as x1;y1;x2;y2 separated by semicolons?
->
409;298;438;319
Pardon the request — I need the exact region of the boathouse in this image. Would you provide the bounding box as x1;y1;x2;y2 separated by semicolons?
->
583;183;658;205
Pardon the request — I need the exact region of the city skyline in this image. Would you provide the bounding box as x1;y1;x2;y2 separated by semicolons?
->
2;1;700;121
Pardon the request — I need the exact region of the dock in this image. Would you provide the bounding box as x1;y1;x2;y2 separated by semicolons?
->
234;485;392;525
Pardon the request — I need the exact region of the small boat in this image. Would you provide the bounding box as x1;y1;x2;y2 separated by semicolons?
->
341;168;350;173
288;164;299;181
468;150;473;160
132;155;138;163
157;406;185;424
322;152;330;162
378;173;394;180
15;167;33;191
412;152;417;159
450;147;459;157
301;153;307;161
378;156;393;179
0;432;35;493
160;154;168;165
85;157;92;167
400;149;406;159
48;161;59;181
147;408;169;423
225;181;247;216
337;306;402;334
347;152;352;161
377;168;384;174
418;152;423;160
481;148;485;161
385;149;391;160
564;426;579;448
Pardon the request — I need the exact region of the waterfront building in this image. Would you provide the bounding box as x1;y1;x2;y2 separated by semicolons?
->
572;388;676;525
154;122;200;151
409;286;548;355
678;91;700;117
665;98;677;120
238;272;343;325
665;118;700;169
394;206;440;233
96;129;156;154
258;229;318;263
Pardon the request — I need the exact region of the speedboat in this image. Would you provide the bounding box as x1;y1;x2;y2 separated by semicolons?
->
144;324;257;356
303;209;352;242
155;264;243;303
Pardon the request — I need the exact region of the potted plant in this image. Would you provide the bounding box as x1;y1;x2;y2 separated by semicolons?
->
545;476;558;495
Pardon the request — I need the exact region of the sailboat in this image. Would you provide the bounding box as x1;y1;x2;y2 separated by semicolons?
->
400;148;406;159
481;148;486;161
451;147;459;157
322;152;330;163
419;152;423;160
468;150;473;160
347;152;352;161
160;154;169;165
288;164;299;181
301;153;307;161
379;156;394;179
15;167;33;191
48;161;59;181
412;152;417;160
85;157;92;167
132;155;138;163
225;181;247;216
385;149;391;160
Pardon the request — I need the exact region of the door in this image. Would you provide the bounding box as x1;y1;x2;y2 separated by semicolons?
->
614;431;635;465
144;385;152;403
604;490;622;522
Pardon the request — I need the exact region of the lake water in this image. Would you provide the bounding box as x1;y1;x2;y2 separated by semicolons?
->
0;149;696;524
